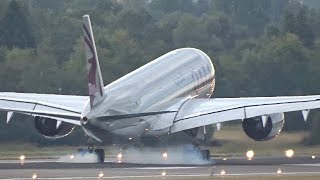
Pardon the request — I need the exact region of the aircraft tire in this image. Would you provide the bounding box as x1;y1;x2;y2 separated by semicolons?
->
200;150;210;160
94;149;105;163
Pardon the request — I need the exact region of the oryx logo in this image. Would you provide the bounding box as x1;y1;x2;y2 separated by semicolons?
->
83;24;103;107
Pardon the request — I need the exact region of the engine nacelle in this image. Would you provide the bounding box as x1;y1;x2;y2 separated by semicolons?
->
242;113;285;141
34;116;75;139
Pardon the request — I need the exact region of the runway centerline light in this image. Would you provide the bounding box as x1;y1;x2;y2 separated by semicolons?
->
162;152;168;160
32;173;38;179
161;170;166;176
98;171;104;178
220;169;226;175
246;150;254;160
285;149;294;158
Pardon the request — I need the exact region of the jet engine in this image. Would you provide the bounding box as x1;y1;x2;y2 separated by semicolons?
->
242;113;285;141
34;116;75;139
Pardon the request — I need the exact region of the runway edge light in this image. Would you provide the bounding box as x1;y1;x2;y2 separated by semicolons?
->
161;170;166;176
277;168;282;174
98;171;104;178
246;150;254;160
32;173;38;179
285;149;294;158
220;169;226;175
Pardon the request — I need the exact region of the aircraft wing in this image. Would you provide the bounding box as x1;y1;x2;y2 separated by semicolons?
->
170;95;320;133
0;92;88;125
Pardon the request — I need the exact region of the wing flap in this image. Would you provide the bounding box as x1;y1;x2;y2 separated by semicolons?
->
171;95;320;133
0;93;88;125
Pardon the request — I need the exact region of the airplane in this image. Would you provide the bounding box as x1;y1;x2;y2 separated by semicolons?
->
0;14;319;163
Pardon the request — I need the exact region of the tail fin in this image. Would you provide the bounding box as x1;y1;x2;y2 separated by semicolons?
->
83;15;105;108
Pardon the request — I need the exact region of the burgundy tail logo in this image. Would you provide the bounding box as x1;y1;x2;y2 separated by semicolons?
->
83;23;103;108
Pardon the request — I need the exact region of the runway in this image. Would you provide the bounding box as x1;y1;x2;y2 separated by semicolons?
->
1;156;320;179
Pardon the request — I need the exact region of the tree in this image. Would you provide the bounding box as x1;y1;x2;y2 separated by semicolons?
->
117;7;154;40
283;7;315;47
0;0;36;49
172;14;208;50
205;14;235;49
245;33;312;96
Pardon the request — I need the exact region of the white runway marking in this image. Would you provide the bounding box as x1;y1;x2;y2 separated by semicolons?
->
2;172;320;180
286;163;320;167
130;166;202;170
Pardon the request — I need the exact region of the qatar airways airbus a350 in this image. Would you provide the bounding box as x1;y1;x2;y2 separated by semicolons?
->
1;15;319;162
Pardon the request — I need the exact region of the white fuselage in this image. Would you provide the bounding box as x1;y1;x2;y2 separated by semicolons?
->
81;48;215;141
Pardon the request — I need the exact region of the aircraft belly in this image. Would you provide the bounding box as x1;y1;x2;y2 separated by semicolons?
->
83;111;178;140
111;122;150;138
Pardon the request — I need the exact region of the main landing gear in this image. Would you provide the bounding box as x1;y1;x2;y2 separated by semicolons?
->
192;140;211;161
77;138;105;163
184;128;211;161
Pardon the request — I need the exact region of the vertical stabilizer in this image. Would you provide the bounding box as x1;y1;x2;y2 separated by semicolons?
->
83;15;105;108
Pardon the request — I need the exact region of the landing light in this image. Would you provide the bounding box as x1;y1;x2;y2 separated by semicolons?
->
285;149;294;158
32;173;38;179
162;152;168;160
246;150;254;160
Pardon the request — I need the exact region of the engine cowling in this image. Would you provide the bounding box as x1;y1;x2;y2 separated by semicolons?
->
34;116;75;139
242;113;285;141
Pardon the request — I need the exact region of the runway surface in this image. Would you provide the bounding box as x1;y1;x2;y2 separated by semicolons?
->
1;156;320;179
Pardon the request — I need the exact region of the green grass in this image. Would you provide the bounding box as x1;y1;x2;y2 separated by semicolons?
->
211;125;320;157
0;125;320;159
0;143;78;159
0;143;119;159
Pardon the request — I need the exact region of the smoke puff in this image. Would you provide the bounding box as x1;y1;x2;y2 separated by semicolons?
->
58;153;98;163
119;145;211;165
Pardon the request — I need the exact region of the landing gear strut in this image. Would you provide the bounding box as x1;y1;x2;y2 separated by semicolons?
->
188;132;211;161
77;138;105;163
193;140;210;160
